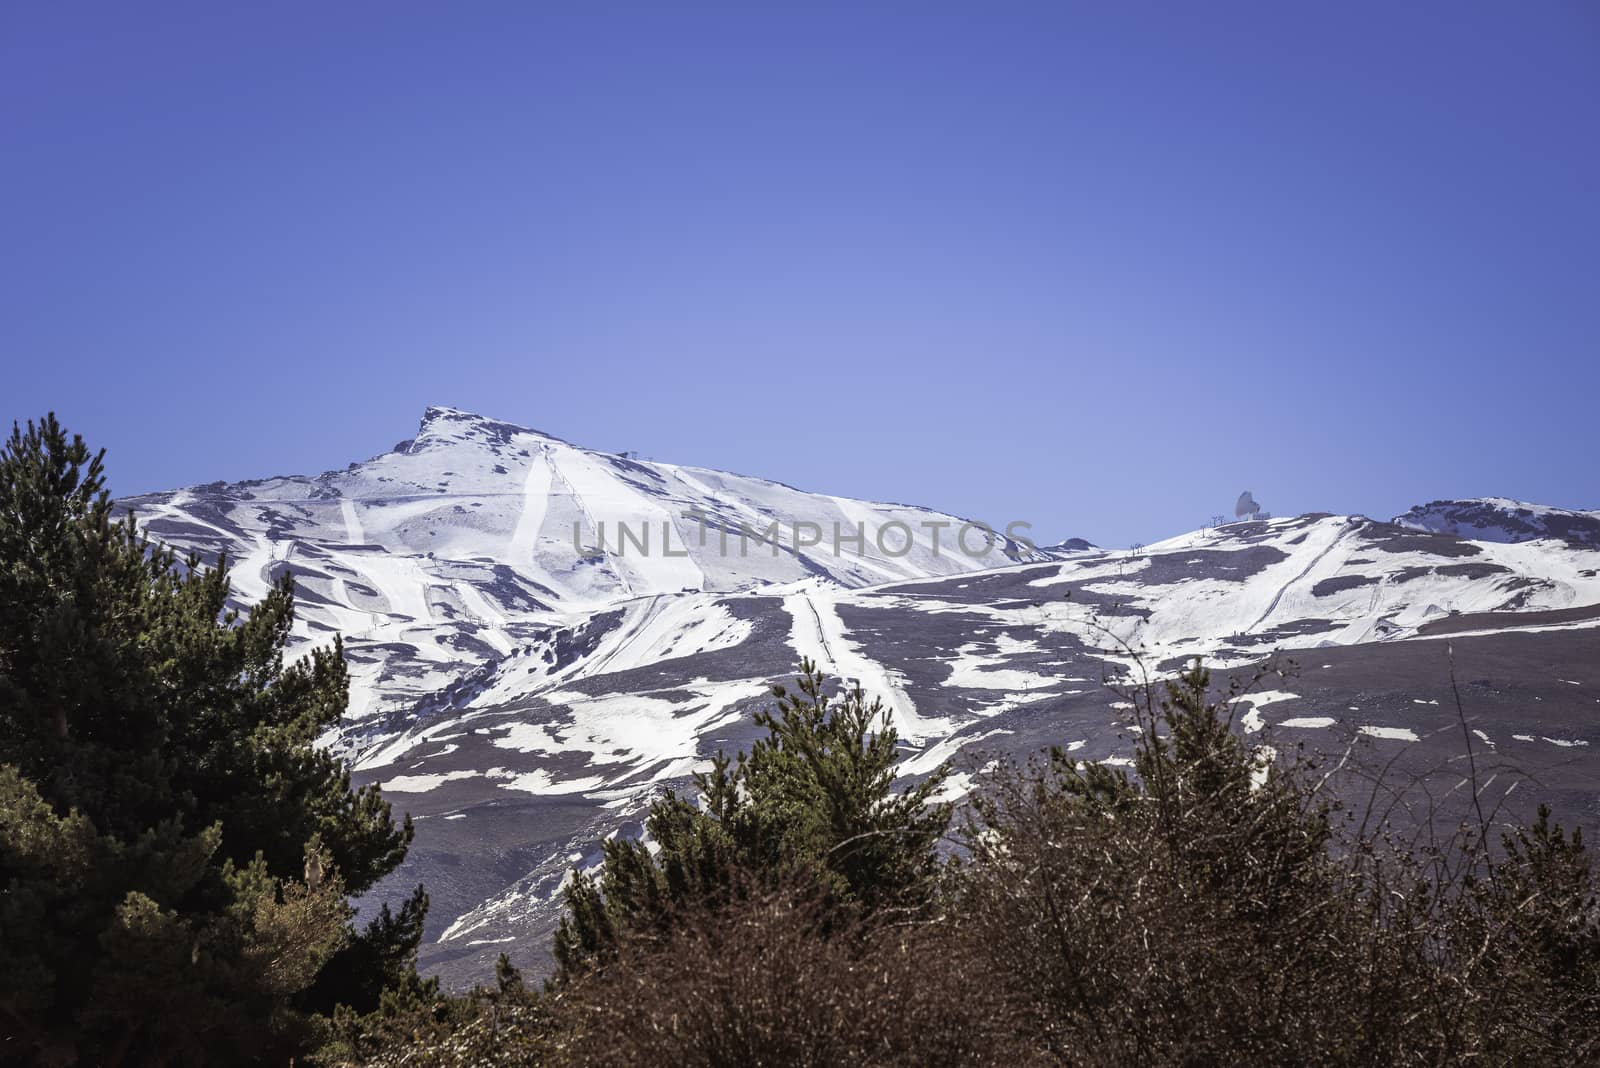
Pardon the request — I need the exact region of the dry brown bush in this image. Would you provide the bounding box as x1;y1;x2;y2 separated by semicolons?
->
548;885;1022;1068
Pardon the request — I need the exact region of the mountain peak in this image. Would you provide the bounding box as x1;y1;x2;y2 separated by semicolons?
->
420;404;483;425
412;406;565;450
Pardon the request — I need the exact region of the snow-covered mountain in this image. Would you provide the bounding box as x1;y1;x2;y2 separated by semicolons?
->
1397;498;1600;549
121;406;1045;724
117;410;1600;987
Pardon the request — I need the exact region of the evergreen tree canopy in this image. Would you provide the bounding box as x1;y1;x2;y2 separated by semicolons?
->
0;414;422;1066
553;658;953;976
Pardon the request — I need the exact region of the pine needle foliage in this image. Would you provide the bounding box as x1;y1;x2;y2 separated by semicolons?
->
553;657;953;977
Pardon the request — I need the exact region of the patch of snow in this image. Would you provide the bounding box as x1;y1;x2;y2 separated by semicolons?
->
380;770;478;792
1359;726;1419;742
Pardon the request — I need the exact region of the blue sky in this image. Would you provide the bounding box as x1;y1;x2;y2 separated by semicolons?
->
3;2;1596;547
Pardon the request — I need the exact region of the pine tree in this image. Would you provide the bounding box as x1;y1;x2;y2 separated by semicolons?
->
553;658;953;977
1129;659;1331;918
0;414;422;1065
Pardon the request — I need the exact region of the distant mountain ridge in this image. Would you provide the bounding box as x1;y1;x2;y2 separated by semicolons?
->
1396;497;1600;550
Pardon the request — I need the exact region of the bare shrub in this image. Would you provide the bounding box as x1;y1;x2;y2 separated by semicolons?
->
549;884;1020;1068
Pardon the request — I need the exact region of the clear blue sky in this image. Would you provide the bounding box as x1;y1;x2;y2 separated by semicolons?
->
3;2;1596;546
